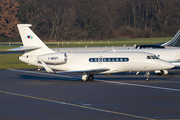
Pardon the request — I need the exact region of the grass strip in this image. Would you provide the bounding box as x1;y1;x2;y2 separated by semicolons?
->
0;37;172;51
0;54;36;69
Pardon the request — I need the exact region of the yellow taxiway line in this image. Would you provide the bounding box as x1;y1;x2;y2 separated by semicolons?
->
0;90;155;120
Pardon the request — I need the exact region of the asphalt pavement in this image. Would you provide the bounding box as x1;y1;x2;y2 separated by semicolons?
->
0;69;180;120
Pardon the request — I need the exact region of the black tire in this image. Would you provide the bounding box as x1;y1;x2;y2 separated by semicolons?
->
89;76;94;81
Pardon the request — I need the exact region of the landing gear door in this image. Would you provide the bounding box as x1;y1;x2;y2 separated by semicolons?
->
98;56;103;64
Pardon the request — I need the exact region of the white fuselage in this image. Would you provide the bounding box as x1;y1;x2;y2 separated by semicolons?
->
104;47;180;66
52;47;180;66
19;51;174;74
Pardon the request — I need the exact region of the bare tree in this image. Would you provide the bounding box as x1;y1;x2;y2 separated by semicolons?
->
17;0;45;33
146;0;180;35
0;0;20;39
2;0;180;41
43;0;75;41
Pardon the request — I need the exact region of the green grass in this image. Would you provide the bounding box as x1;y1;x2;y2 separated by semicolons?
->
46;37;172;47
0;45;22;51
108;37;172;42
0;37;172;51
45;37;172;48
0;54;36;69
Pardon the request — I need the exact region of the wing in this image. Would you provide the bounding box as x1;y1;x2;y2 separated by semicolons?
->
56;68;110;74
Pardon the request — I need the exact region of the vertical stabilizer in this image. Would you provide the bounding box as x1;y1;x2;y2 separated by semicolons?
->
17;24;54;55
161;29;180;47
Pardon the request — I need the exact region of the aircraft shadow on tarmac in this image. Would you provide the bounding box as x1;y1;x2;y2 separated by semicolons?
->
18;75;82;82
14;69;180;82
17;73;166;82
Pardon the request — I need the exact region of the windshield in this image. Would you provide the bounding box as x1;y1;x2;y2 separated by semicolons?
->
147;55;159;59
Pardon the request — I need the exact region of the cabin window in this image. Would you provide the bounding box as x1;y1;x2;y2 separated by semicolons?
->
89;57;129;62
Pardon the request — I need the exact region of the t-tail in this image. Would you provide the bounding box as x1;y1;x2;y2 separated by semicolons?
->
161;29;180;47
9;24;54;55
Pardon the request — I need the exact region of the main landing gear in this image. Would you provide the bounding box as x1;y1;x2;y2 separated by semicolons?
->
82;72;94;82
160;70;169;76
155;70;169;76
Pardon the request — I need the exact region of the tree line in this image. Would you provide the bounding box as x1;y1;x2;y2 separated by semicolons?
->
1;0;180;42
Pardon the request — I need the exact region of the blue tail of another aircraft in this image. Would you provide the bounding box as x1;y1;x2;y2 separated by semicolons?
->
161;30;180;47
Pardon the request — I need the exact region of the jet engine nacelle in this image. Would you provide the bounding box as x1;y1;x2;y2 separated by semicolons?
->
38;53;67;64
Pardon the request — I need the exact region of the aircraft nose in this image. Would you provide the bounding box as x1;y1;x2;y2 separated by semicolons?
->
162;62;174;69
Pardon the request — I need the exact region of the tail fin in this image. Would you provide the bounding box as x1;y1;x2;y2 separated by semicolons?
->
10;24;54;55
161;29;180;47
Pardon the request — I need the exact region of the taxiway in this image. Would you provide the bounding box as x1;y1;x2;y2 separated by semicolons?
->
0;69;180;120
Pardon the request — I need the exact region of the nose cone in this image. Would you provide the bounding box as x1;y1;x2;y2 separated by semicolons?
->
18;56;23;61
159;61;174;70
19;56;28;63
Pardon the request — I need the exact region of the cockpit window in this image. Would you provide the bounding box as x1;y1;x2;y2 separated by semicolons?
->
147;55;159;59
147;56;151;59
154;55;159;59
151;56;155;59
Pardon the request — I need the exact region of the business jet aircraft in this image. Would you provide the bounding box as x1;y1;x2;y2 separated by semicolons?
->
52;28;180;76
9;24;174;81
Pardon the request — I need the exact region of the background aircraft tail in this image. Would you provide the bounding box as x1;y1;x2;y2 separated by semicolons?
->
161;29;180;47
15;24;54;55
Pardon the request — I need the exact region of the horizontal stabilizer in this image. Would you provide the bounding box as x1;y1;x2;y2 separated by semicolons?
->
56;68;110;74
8;46;41;51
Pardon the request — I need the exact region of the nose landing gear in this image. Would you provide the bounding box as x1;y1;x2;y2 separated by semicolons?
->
145;72;150;81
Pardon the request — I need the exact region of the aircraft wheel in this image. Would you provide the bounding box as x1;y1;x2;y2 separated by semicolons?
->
82;72;88;82
88;74;94;81
106;73;111;76
162;73;169;76
36;68;42;72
